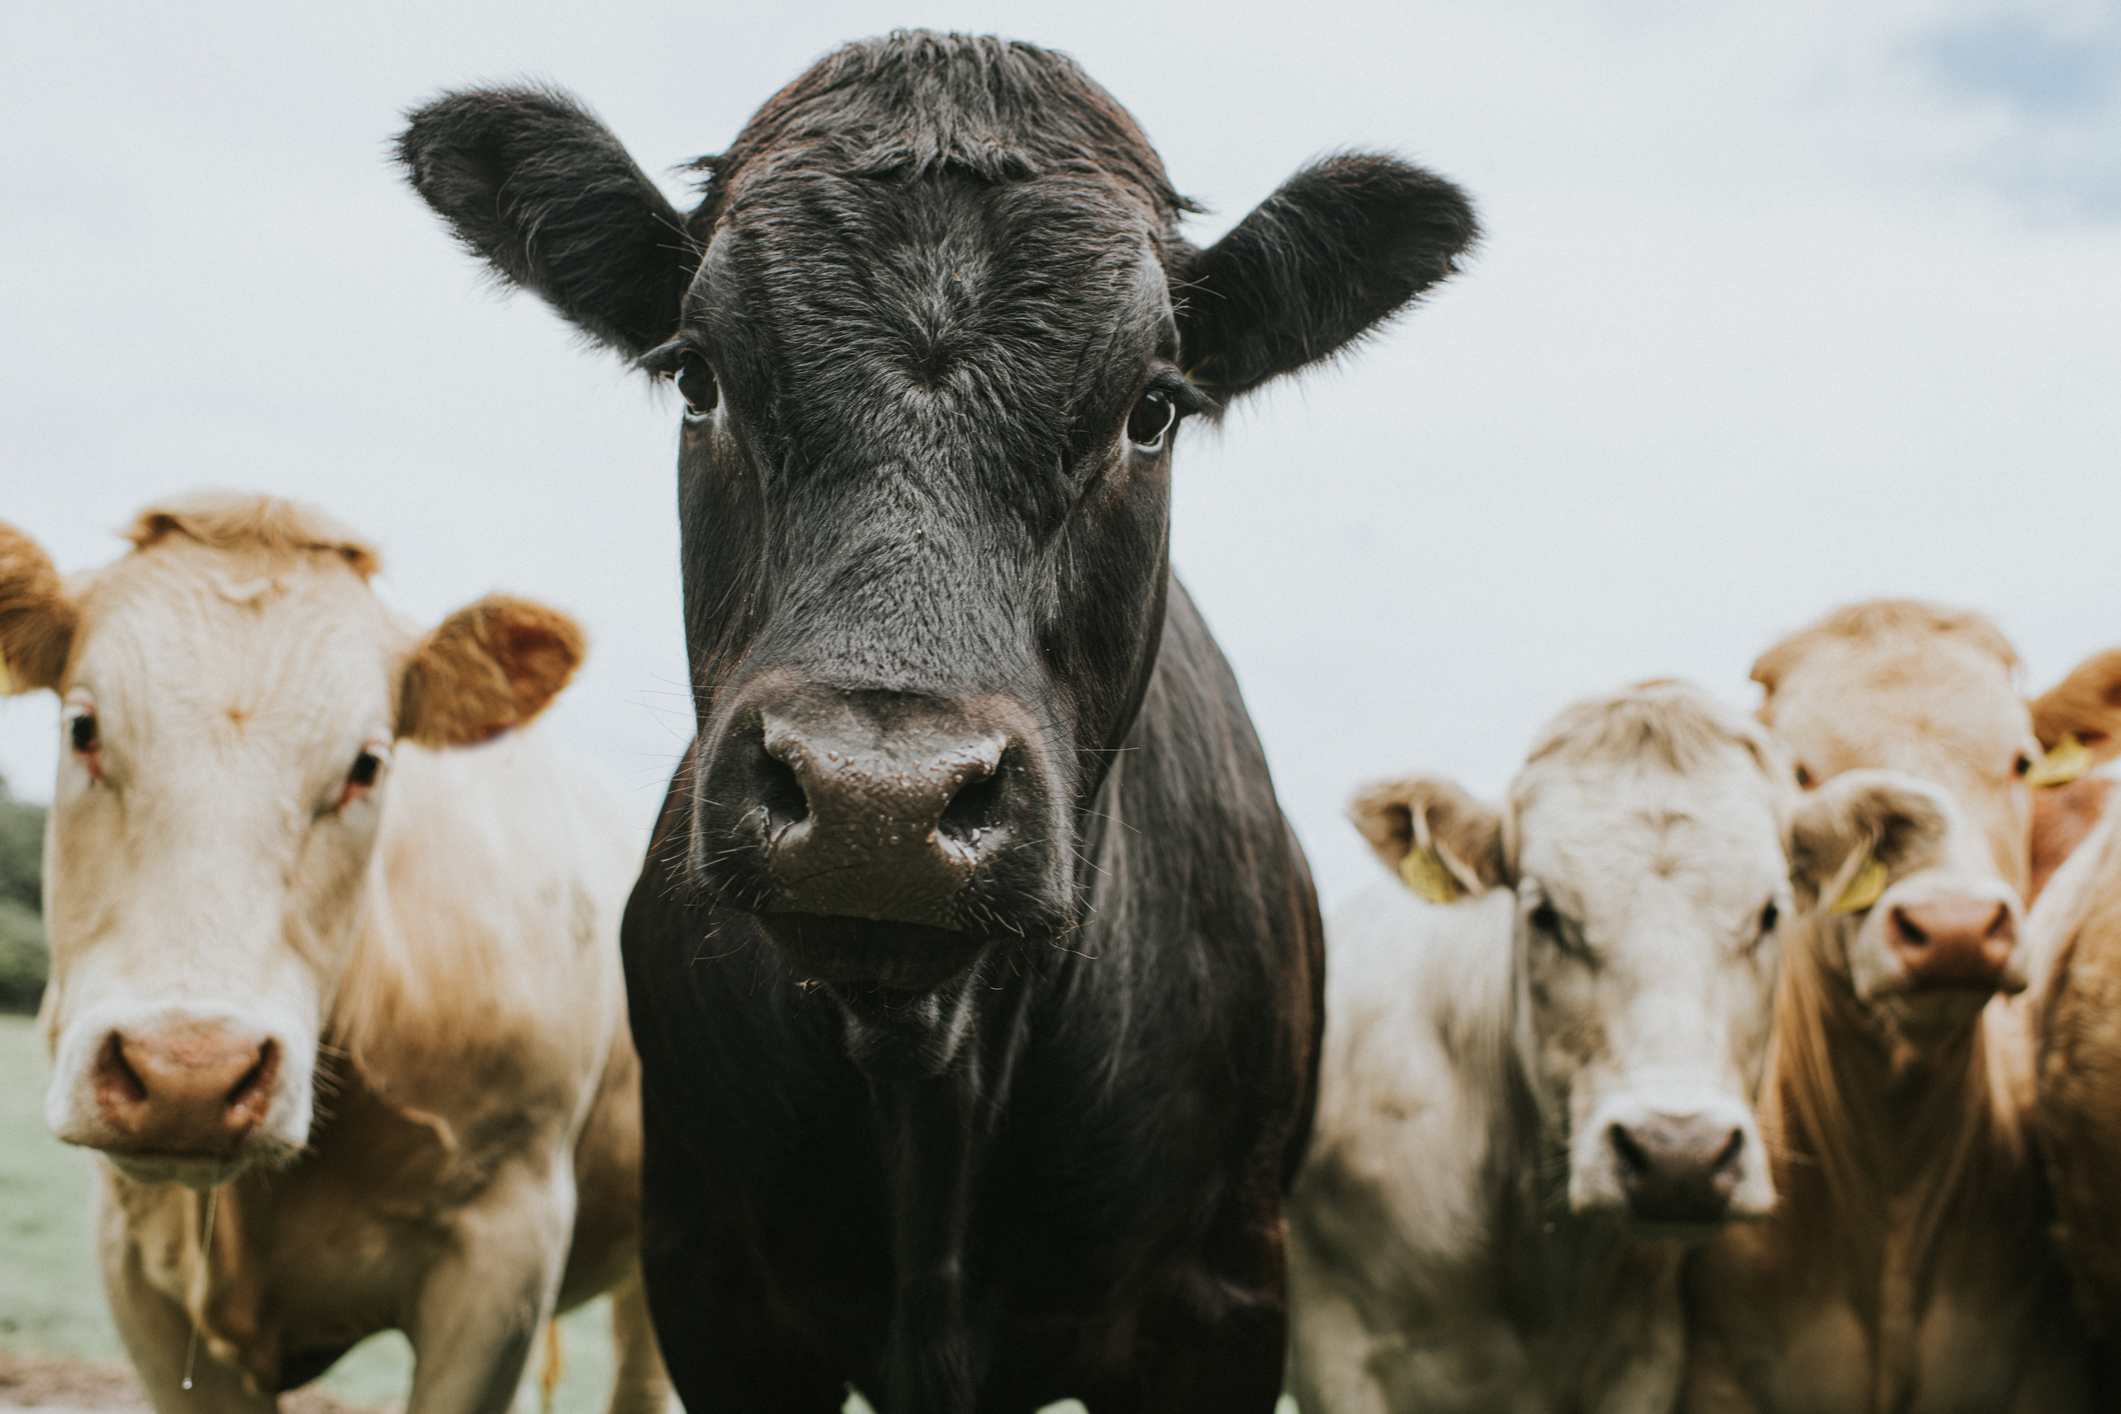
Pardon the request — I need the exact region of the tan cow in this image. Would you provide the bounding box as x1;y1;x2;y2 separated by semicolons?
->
1680;602;2093;1410
0;495;669;1414
1287;682;1792;1414
2020;653;2121;1336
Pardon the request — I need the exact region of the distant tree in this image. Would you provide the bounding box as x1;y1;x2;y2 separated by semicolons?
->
0;773;48;1014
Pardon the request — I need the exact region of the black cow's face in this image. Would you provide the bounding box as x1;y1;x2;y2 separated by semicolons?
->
398;33;1477;1004
641;166;1202;986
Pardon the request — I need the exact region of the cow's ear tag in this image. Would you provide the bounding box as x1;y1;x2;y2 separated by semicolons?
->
1400;846;1460;904
2027;734;2093;790
1830;854;1889;914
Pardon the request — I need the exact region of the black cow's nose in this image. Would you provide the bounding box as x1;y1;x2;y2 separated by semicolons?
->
1608;1116;1747;1226
755;704;1008;924
694;680;1057;935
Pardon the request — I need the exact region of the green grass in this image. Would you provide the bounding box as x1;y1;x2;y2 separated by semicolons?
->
0;1015;110;1357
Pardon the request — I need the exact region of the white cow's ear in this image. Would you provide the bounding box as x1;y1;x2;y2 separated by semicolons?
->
1788;769;1951;909
396;595;586;747
0;521;77;694
2031;648;2121;769
1349;775;1508;900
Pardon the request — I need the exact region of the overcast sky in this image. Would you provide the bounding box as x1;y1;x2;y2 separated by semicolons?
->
4;0;2118;908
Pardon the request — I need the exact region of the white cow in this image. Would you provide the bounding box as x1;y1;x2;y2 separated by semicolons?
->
1286;681;1791;1413
0;494;668;1414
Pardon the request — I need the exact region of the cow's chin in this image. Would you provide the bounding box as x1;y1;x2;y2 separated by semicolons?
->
757;913;990;992
1871;985;2000;1044
99;1134;305;1191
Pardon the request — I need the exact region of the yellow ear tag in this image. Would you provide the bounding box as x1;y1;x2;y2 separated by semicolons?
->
0;650;13;696
1829;854;1889;914
1400;846;1460;904
2026;734;2094;790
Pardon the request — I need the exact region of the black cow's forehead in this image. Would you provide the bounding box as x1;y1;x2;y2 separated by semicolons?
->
689;168;1174;464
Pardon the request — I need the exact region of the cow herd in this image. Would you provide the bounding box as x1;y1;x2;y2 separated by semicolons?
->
1;27;2116;1414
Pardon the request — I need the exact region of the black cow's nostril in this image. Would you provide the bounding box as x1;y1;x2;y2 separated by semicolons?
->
755;743;810;835
939;766;1004;843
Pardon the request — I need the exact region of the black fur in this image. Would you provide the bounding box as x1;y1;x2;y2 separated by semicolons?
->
400;31;1476;1412
1176;154;1481;399
396;86;695;355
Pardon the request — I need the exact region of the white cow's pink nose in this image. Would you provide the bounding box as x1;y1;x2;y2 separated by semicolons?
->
91;1023;279;1156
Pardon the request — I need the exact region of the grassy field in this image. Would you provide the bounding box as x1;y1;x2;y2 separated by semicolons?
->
0;1014;623;1412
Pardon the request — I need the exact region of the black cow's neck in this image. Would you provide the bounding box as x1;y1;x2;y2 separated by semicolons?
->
878;1072;982;1412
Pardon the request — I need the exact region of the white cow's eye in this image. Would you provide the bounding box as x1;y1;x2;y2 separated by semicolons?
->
1529;899;1590;960
1759;900;1780;935
333;744;391;812
66;708;105;785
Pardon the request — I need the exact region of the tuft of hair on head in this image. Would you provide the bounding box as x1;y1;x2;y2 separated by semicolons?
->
122;491;381;580
697;30;1190;226
1524;678;1789;783
1752;599;2018;703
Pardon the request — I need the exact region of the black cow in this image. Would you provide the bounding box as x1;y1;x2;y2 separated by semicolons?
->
398;32;1474;1413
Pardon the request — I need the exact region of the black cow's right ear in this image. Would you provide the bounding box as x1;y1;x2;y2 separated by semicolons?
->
1175;155;1478;403
397;86;696;359
1349;775;1509;901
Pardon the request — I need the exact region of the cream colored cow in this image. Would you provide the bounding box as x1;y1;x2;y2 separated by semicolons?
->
1287;682;1792;1414
0;494;668;1414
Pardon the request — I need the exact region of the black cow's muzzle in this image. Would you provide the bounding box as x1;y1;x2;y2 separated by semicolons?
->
692;676;1073;986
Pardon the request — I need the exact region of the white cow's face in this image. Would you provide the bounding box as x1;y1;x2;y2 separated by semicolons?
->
41;545;403;1186
2;499;581;1189
1511;754;1787;1232
1351;682;1791;1235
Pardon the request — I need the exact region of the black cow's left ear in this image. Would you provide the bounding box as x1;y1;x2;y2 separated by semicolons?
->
1176;155;1477;402
397;86;697;360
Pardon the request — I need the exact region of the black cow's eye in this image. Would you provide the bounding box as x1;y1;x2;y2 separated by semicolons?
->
70;712;98;753
676;351;718;417
1126;391;1175;449
1759;900;1779;936
2014;753;2034;778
